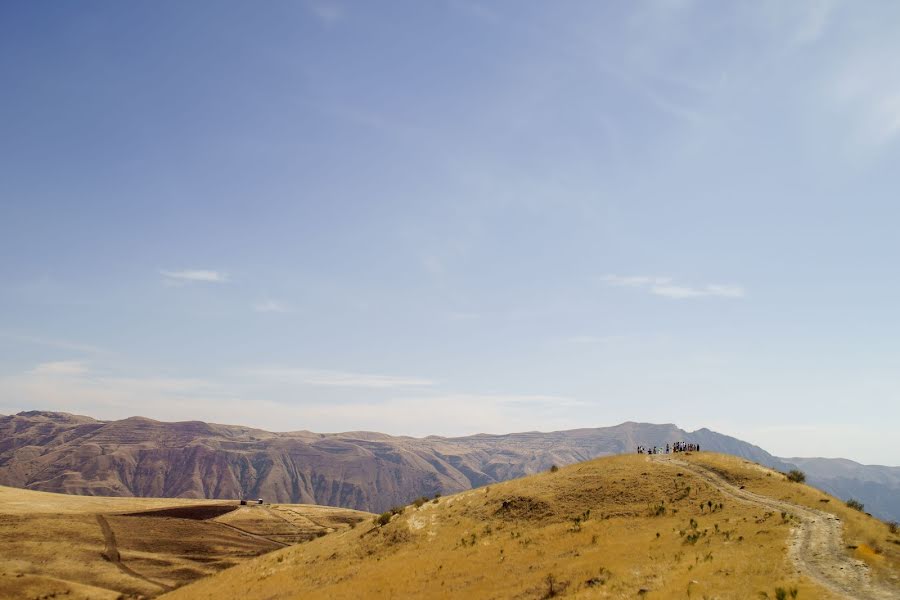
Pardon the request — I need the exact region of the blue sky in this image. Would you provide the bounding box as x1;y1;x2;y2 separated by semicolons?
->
2;1;899;465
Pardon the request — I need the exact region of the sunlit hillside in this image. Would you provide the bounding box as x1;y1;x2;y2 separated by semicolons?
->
0;486;370;599
163;453;900;599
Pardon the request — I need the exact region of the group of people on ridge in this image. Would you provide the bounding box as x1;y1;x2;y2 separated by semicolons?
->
636;442;700;455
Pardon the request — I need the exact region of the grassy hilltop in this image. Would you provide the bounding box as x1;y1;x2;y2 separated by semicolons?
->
163;453;900;599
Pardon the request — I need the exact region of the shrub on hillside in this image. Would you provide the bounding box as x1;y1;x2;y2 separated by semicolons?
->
846;499;865;512
887;521;898;535
373;505;405;526
786;469;806;483
550;465;559;473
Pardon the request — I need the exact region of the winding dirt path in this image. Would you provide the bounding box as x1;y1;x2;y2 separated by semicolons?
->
656;456;897;600
95;514;173;592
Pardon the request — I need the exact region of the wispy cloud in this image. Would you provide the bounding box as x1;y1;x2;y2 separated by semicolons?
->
0;332;104;354
651;283;745;299
241;366;435;388
1;362;236;421
602;275;745;299
160;269;229;285
791;0;837;45
306;0;344;26
253;299;291;313
27;360;89;376
601;275;673;287
282;393;584;436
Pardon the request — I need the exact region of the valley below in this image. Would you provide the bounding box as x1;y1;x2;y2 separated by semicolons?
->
0;486;369;599
2;411;899;598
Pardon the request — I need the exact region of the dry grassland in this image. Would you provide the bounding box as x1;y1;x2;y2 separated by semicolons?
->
688;452;900;588
166;453;899;599
0;486;370;599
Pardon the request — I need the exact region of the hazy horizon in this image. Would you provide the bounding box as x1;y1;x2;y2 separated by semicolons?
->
3;1;900;465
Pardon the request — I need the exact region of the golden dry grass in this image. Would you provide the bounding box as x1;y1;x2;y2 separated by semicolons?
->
0;486;370;599
689;452;900;587
164;453;898;600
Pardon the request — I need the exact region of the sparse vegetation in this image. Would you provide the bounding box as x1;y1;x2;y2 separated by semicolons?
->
773;586;799;599
549;465;559;473
583;566;611;587
846;499;865;512
374;505;405;527
156;452;900;600
888;521;898;535
786;469;806;483
541;573;567;598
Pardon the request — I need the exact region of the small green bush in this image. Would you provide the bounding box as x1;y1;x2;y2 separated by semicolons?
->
550;465;559;473
786;469;806;483
846;499;865;512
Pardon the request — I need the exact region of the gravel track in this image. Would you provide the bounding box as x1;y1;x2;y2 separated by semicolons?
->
657;456;898;600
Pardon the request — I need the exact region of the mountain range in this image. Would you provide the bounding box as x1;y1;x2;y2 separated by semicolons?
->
1;411;897;521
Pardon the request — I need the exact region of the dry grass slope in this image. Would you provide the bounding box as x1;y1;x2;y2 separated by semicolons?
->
0;486;371;600
163;453;900;600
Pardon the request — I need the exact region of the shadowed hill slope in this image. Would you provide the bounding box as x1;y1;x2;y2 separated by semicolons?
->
162;453;900;600
0;485;371;599
0;412;792;513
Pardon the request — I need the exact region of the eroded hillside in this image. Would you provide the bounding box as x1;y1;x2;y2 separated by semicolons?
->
0;411;792;513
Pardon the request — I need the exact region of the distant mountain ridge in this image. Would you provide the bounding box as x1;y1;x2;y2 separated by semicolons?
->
785;457;900;522
0;411;896;520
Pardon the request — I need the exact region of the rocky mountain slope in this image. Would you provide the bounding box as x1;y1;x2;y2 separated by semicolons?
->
1;411;895;520
785;457;900;522
0;411;785;513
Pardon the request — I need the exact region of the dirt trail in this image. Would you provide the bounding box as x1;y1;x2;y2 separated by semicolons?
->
213;519;290;548
656;456;898;600
95;514;173;592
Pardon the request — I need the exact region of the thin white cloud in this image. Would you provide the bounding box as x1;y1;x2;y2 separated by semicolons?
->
27;361;89;376
601;275;672;287
253;300;291;313
0;332;104;354
159;269;229;284
0;363;237;422
283;393;584;437
1;363;584;438
306;0;344;25
791;0;837;45
602;275;745;299
241;366;435;388
652;283;745;299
